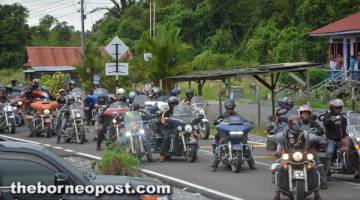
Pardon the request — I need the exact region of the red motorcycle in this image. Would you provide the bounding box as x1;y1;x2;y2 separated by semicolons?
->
27;100;58;138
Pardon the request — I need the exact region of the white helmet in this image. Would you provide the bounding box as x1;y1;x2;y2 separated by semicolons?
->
117;88;125;95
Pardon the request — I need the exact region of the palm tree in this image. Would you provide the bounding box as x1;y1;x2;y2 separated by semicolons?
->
91;0;139;19
139;26;192;90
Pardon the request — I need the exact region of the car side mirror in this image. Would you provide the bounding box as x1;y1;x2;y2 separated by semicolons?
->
55;173;69;183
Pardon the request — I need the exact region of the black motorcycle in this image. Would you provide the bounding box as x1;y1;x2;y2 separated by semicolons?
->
0;103;16;134
271;130;322;200
163;104;200;162
58;103;86;144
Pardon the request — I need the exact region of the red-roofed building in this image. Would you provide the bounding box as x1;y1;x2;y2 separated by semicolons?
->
310;11;360;75
23;46;132;80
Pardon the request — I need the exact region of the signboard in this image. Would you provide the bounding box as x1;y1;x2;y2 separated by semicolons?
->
105;63;128;76
105;36;129;59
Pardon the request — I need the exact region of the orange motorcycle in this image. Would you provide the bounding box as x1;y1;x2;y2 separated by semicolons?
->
27;100;58;137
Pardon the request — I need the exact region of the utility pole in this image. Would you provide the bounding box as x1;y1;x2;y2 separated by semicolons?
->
149;1;155;38
80;0;85;53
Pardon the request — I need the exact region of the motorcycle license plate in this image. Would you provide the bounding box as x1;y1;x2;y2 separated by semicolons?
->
293;170;304;179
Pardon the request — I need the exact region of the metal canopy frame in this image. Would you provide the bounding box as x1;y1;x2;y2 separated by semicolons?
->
165;62;321;116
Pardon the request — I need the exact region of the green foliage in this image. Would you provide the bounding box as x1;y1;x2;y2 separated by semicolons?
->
136;26;192;86
96;144;140;176
0;68;25;84
30;15;80;46
0;3;29;69
39;72;70;96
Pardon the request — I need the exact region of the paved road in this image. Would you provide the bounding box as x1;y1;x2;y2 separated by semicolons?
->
1;126;360;200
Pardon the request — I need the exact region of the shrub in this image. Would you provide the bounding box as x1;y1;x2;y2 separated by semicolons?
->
96;144;140;176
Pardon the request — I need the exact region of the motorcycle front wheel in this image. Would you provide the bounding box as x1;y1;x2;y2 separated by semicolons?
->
76;126;86;144
293;179;305;200
185;144;198;162
9;121;16;134
199;122;210;139
133;137;143;161
231;150;242;173
45;124;51;138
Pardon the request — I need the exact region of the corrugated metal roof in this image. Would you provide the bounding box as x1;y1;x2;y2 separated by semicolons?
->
310;11;360;36
25;47;133;68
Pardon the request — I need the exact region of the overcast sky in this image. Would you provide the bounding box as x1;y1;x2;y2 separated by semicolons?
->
0;0;113;31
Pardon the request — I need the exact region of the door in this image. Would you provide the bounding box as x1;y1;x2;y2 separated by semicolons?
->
0;153;77;200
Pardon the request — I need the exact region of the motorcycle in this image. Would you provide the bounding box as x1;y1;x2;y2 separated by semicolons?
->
323;111;360;179
103;101;129;144
28;100;58;137
0;103;16;134
191;96;210;139
84;88;108;125
124;111;153;161
69;87;86;106
271;130;321;200
214;115;255;172
58;103;86;144
163;104;200;162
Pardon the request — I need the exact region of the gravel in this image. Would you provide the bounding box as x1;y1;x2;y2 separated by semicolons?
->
63;156;213;200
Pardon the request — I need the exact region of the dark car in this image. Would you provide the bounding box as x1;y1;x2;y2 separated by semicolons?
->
0;141;170;200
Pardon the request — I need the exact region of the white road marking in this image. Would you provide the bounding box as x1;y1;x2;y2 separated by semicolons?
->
53;146;64;150
64;149;75;153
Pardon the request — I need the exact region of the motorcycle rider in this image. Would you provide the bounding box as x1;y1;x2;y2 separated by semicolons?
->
56;95;76;144
95;94;108;151
54;89;68;132
159;96;179;162
171;87;180;97
271;115;322;200
0;91;8;103
152;87;162;99
183;89;194;104
108;94;117;105
128;91;137;106
323;99;348;173
298;105;328;189
275;97;294;127
212;100;241;151
68;80;76;92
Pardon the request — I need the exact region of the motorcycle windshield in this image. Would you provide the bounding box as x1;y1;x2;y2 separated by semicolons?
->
70;88;85;98
124;111;144;135
133;95;150;107
191;96;207;110
69;104;84;119
109;101;128;108
222;115;248;124
93;88;108;97
145;100;168;112
347;112;360;137
170;104;197;124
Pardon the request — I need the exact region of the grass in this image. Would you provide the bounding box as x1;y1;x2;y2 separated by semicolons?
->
0;68;26;85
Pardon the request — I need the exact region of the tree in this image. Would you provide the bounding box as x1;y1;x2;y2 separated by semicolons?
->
0;3;29;68
137;26;192;90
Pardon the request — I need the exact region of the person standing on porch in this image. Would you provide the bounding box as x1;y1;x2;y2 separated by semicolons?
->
336;54;343;70
349;55;356;71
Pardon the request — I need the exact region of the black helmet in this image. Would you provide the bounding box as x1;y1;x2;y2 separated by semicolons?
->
224;100;236;111
186;89;194;97
118;94;127;103
66;95;75;104
168;96;179;106
278;97;293;109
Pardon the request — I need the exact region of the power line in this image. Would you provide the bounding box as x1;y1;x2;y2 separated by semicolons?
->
29;0;74;13
29;2;78;19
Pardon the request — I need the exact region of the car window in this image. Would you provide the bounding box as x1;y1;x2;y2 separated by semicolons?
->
0;159;56;186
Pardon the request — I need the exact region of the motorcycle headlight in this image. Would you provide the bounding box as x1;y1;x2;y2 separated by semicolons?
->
75;113;81;118
18;101;23;106
139;129;145;135
193;125;198;130
112;118;117;124
177;126;182;131
306;153;314;160
43;109;50;115
282;153;289;160
356;137;360;143
125;131;131;137
229;131;244;135
199;109;205;115
185;124;192;132
293;152;303;161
